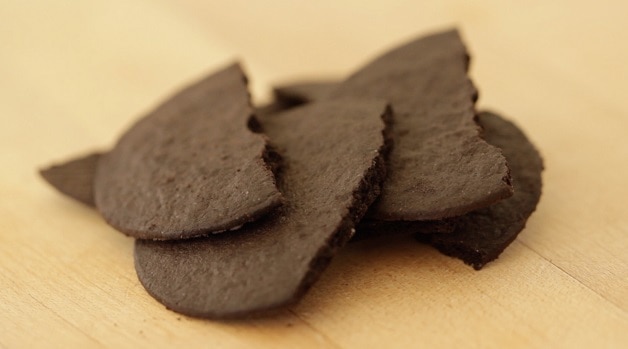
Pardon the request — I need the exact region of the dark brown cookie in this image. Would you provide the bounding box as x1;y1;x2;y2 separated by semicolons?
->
274;81;338;106
255;81;338;118
416;112;544;269
94;63;282;240
40;152;102;207
354;219;454;241
330;29;513;221
354;112;543;269
134;99;390;318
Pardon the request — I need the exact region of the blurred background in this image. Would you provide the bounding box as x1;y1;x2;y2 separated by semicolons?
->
2;1;626;114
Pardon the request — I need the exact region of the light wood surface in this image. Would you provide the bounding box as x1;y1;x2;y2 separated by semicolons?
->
1;1;627;348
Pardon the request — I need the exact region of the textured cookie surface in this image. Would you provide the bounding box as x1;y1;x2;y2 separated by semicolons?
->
135;99;390;318
331;29;512;221
94;64;282;240
40;152;101;207
416;112;544;269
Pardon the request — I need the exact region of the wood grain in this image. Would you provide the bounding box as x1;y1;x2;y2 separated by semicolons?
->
1;0;627;348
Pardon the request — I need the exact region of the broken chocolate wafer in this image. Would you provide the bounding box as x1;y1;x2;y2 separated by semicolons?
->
274;81;338;106
330;29;513;221
40;152;101;207
354;112;543;269
415;111;544;269
94;64;282;240
134;99;390;318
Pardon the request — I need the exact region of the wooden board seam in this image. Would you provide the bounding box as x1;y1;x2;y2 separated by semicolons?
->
25;292;104;347
518;240;627;316
288;309;344;349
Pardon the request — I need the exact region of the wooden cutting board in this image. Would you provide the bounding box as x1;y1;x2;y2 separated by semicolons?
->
1;1;627;348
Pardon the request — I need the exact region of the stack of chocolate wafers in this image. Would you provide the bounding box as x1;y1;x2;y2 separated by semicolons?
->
40;29;543;319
